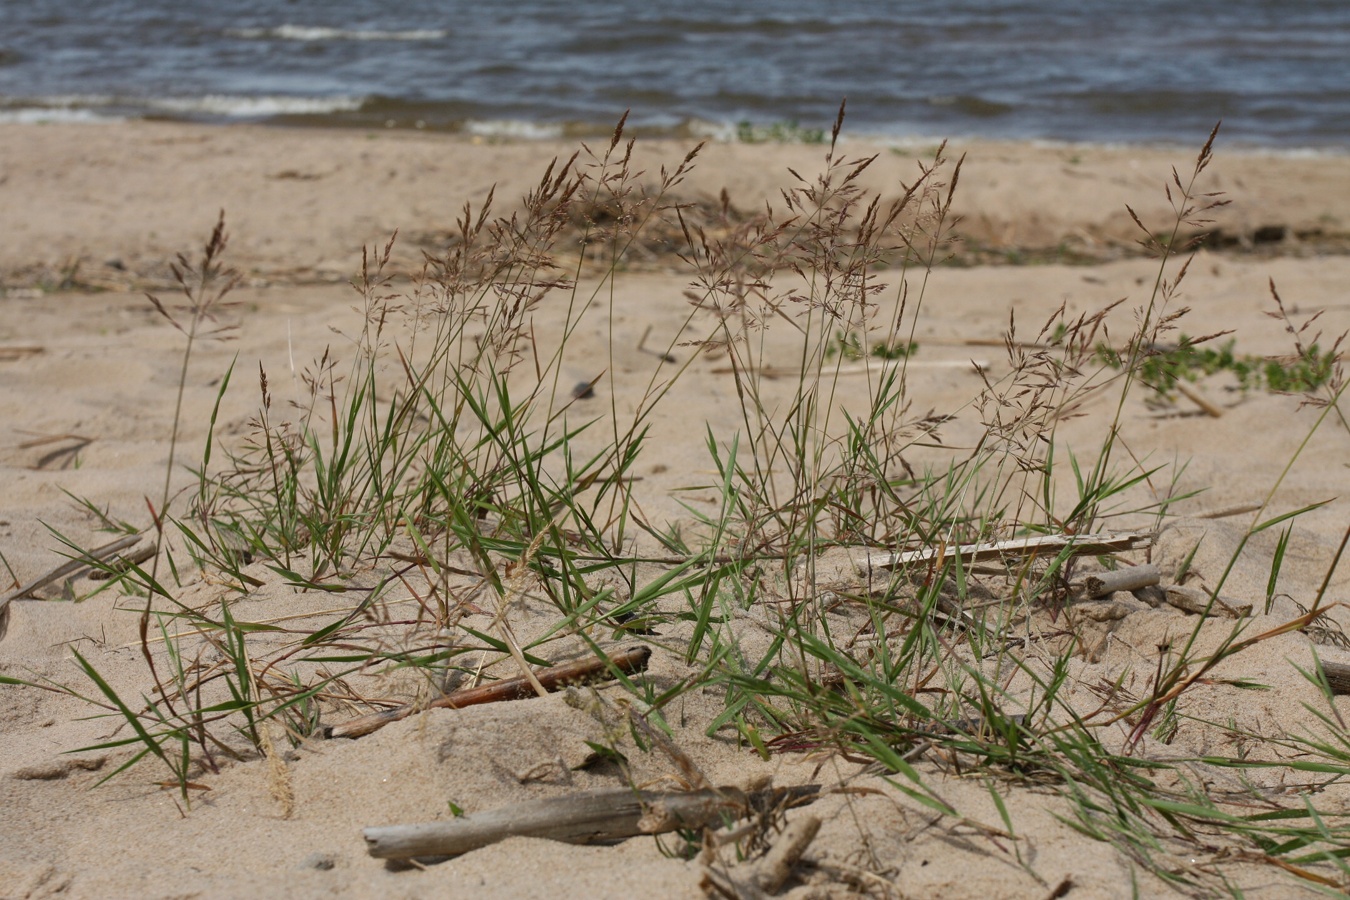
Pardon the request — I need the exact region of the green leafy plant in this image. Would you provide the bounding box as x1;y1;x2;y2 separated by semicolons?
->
735;119;827;145
872;339;919;360
1097;334;1339;396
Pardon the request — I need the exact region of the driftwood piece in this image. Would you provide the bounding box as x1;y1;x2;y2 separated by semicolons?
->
856;532;1152;576
711;359;988;378
1320;661;1350;696
701;814;822;899
750;815;821;893
0;344;44;361
0;535;143;627
87;544;157;581
363;785;821;860
325;645;652;740
1164;585;1252;618
1071;564;1161;599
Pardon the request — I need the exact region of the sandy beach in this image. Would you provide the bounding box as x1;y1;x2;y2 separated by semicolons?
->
2;121;1349;898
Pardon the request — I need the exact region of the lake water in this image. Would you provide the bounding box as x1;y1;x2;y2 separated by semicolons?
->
2;0;1347;148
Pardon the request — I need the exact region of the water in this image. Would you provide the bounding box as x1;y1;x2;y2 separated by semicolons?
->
1;0;1347;148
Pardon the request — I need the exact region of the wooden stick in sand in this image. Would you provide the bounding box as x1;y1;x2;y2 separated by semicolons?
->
701;814;822;897
637;324;676;363
0;344;44;361
325;645;652;740
1;534;143;612
1194;503;1263;520
86;544;157;580
1174;382;1224;418
1319;660;1350;696
1163;585;1252;618
0;534;143;641
1071;564;1161;599
363;784;821;860
711;359;988;378
856;532;1152;575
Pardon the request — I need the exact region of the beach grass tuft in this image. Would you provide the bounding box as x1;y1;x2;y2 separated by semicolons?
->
5;111;1350;893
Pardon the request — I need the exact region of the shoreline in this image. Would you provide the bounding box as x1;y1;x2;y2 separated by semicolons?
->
7;111;1350;153
3;119;1349;295
4;101;1350;155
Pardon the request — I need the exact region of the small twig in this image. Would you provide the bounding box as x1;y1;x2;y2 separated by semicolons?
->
929;336;1055;351
711;359;988;378
1174;381;1224;417
325;645;652;739
1313;521;1350;611
702;814;822;898
0;344;44;361
624;702;713;790
752;815;821;892
1193;503;1263;520
857;532;1152;575
1164;584;1252;618
1042;875;1075;900
637;324;676;362
15;430;95;451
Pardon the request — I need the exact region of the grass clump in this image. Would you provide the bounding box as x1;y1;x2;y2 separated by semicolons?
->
1098;334;1340;396
6;111;1350;893
823;329;919;362
735;118;827;144
872;338;919;360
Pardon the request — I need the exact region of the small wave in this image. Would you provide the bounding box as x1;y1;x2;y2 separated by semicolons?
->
0;94;127;119
227;25;446;42
145;94;366;117
0;106;120;124
686;119;742;143
465;119;565;140
0;93;367;123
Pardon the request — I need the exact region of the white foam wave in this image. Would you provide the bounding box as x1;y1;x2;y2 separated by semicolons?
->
145;94;366;117
227;25;446;42
0;106;121;124
465;119;565;140
0;93;365;120
686;119;739;142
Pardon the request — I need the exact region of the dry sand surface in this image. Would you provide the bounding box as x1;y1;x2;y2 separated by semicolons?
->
2;122;1350;898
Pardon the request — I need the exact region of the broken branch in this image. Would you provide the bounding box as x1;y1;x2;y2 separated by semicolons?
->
363;785;821;859
857;532;1152;575
326;645;652;740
